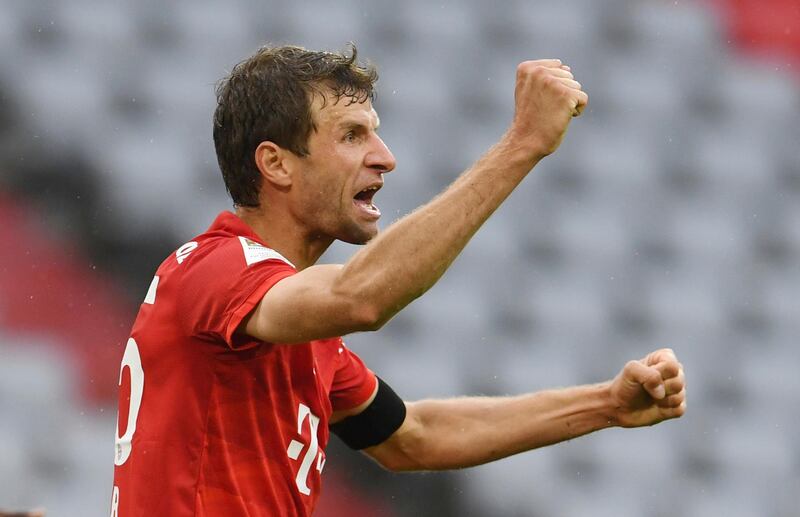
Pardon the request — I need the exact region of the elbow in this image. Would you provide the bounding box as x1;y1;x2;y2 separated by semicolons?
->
331;274;413;333
347;300;392;332
330;276;391;332
372;445;426;473
369;407;431;473
376;455;417;473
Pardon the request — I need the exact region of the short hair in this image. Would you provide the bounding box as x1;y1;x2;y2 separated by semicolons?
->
213;44;378;207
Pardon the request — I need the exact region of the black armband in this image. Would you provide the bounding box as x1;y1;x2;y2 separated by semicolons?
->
330;376;407;450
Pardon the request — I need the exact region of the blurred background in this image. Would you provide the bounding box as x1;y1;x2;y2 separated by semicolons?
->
0;0;798;515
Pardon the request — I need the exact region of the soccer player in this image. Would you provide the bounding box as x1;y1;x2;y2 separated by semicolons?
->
111;45;686;516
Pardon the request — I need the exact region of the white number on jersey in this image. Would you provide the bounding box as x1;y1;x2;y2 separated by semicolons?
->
176;241;198;264
286;403;326;496
114;337;144;466
110;485;119;517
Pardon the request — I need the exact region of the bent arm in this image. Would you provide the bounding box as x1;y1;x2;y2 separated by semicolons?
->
364;349;685;472
365;384;615;472
244;60;588;344
334;137;540;321
244;140;537;343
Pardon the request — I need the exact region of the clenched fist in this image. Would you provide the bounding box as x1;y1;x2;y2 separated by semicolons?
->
609;348;686;428
506;59;588;160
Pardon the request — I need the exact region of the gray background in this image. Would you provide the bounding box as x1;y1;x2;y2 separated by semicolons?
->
0;0;798;515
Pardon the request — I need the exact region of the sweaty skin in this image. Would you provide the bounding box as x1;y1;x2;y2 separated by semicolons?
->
240;59;588;345
235;58;686;476
363;348;686;471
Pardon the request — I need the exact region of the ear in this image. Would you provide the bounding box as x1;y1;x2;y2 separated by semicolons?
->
254;141;293;188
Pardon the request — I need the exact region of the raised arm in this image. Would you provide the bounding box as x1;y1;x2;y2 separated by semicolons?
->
244;60;588;344
364;349;686;472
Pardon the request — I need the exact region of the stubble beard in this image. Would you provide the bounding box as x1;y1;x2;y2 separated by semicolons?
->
306;202;377;246
336;218;378;245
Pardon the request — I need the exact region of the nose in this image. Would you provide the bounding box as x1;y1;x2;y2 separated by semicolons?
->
365;134;396;174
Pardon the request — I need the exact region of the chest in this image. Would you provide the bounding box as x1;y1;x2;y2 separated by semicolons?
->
210;338;342;424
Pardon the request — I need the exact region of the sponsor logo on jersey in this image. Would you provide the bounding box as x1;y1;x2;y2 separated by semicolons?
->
238;237;295;268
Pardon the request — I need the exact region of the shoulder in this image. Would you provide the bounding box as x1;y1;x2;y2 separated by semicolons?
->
235;236;295;269
161;230;294;279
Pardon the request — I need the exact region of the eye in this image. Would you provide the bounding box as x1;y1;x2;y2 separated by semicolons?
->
343;130;357;143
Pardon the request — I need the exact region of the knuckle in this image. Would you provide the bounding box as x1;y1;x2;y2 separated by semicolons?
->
532;66;548;80
518;61;541;75
663;361;680;376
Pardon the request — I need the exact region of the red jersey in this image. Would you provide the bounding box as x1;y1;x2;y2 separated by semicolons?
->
111;212;377;517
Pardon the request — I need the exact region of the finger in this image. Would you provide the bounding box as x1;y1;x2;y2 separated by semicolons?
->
576;89;589;106
521;58;563;69
646;348;677;366
547;68;575;80
556;77;582;90
654;360;681;380
663;400;687;419
624;360;665;399
571;90;589;117
561;64;571;71
657;389;686;408
663;375;684;396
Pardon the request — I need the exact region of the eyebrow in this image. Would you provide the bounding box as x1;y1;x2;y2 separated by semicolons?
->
337;118;380;132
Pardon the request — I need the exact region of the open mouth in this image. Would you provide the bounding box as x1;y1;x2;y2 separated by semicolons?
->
353;185;381;219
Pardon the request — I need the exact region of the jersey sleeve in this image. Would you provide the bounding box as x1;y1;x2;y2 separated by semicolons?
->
174;236;296;348
329;339;378;412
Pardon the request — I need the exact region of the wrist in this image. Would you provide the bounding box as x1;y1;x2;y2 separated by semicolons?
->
555;382;618;440
590;381;619;429
498;129;548;169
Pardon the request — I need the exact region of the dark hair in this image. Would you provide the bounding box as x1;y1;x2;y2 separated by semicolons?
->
213;44;378;207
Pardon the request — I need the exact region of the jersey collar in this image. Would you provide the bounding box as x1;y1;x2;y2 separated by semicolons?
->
207;211;266;245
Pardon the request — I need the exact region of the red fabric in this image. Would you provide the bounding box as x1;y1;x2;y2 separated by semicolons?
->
709;0;800;73
314;470;396;517
112;211;377;517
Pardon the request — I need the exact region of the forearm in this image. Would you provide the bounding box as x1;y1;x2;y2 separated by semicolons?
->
389;383;615;471
336;136;540;325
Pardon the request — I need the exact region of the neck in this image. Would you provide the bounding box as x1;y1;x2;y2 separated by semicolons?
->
235;205;333;270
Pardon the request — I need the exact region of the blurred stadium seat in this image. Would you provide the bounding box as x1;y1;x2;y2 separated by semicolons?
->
0;0;798;515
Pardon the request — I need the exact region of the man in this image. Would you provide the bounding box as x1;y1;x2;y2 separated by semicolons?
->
111;45;686;516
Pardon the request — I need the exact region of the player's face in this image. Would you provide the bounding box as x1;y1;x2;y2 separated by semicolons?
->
292;93;396;245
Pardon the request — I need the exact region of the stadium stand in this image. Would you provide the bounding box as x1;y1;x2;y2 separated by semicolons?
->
0;0;797;515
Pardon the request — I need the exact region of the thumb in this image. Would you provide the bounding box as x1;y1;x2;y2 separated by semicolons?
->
623;360;665;400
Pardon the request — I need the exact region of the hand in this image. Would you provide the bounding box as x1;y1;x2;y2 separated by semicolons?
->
0;509;46;517
609;348;686;428
507;59;589;159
